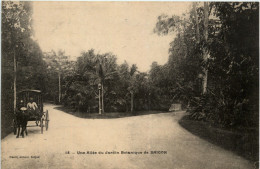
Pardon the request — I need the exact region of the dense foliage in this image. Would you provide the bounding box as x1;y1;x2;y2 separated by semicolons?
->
2;2;258;139
39;3;259;129
45;49;153;112
153;2;259;128
2;1;47;137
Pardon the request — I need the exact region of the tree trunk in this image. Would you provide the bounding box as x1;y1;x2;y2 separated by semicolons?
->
101;81;104;113
193;2;200;43
130;91;134;113
125;103;128;112
203;2;209;94
99;87;101;114
125;96;128;112
58;71;61;103
148;93;151;111
13;50;16;111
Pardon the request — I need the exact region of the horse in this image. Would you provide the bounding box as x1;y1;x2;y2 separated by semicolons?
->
15;107;29;138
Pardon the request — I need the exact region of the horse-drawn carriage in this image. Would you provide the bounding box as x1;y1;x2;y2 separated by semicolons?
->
13;90;49;137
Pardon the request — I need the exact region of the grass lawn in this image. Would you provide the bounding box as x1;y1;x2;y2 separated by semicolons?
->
54;106;168;119
179;115;259;163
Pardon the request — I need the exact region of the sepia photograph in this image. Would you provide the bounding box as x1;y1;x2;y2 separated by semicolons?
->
1;1;259;169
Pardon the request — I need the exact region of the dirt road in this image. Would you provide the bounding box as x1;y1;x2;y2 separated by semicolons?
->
1;104;254;169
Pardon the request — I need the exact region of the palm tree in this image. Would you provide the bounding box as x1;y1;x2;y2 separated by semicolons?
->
129;64;138;113
96;55;118;113
80;50;118;114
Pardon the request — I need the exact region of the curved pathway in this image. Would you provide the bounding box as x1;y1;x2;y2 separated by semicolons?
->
1;104;254;169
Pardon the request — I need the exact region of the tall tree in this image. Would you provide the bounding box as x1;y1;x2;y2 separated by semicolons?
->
154;6;204;106
2;1;33;111
2;1;46;137
202;2;209;94
64;49;118;113
129;64;138;113
43;50;72;103
193;2;200;43
153;2;259;127
95;53;118;113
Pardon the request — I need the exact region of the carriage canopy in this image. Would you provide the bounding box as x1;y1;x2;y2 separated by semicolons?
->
17;90;43;112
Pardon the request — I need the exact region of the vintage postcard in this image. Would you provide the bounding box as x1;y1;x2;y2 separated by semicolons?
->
1;1;259;169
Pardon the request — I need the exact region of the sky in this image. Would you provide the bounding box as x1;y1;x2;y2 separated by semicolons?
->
32;2;191;72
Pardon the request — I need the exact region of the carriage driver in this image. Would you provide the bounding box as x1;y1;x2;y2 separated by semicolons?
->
27;97;40;125
27;97;38;111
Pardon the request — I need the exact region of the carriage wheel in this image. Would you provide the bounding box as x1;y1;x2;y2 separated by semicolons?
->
40;118;43;134
45;110;49;131
13;119;17;135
